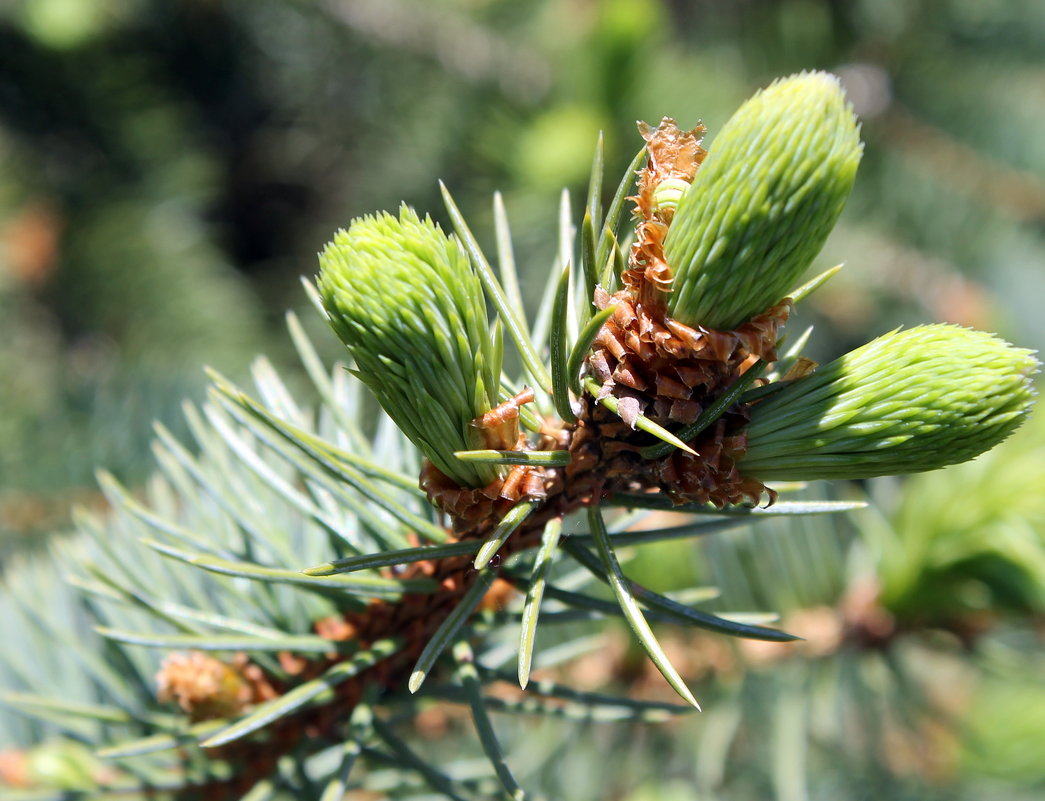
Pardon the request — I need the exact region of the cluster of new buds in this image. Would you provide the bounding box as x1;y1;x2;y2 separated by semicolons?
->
317;72;1037;510
314;74;1037;713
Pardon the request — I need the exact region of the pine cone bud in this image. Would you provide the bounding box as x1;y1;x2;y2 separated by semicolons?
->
738;325;1039;481
156;652;255;721
316;206;502;488
24;743;100;791
665;71;862;330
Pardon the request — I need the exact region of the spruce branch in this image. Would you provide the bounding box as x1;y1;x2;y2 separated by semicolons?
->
1;70;1039;801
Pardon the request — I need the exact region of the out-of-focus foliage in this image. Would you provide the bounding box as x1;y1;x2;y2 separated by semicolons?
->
1;0;269;551
1;0;1043;798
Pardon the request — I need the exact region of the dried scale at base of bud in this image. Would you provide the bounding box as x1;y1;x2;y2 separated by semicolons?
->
420;388;548;527
625;117;707;305
665;71;863;330
738;325;1040;481
316;206;503;489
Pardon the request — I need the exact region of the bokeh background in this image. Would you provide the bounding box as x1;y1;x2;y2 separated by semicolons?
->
1;1;1043;799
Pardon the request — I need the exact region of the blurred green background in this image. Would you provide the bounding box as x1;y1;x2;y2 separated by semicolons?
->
1;0;1043;798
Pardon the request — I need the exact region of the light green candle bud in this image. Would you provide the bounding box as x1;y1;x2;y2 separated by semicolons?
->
665;71;862;330
651;176;691;216
738;325;1039;481
27;742;100;790
316;205;502;488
